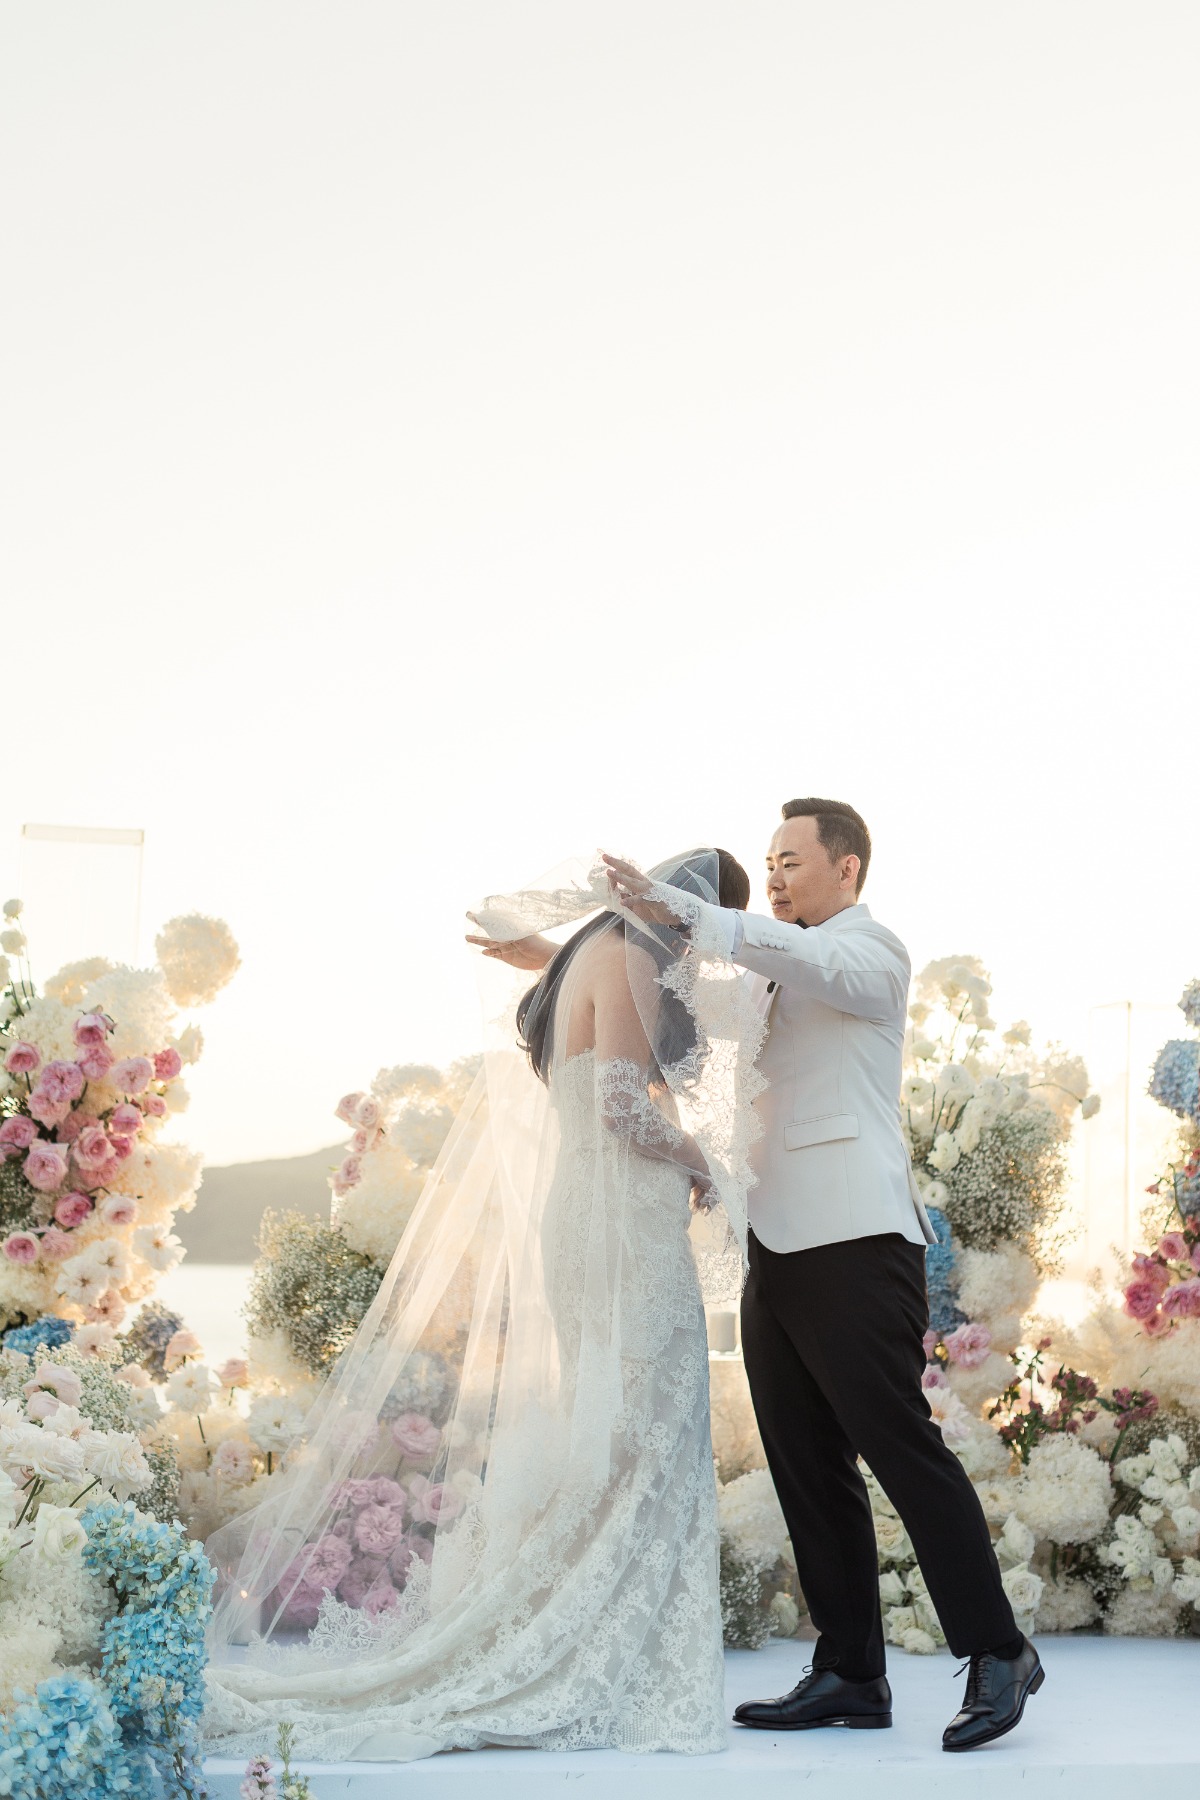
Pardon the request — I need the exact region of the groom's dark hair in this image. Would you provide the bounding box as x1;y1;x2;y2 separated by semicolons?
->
781;797;871;894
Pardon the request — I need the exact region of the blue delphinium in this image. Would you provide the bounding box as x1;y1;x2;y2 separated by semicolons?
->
0;1675;138;1799
1149;1037;1200;1124
924;1207;965;1335
1;1314;73;1357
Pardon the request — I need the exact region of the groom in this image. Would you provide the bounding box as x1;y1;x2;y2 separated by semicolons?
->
603;800;1044;1754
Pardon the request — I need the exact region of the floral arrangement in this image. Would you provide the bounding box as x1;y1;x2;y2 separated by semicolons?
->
0;1316;214;1796
0;896;239;1338
1120;980;1200;1342
240;1722;315;1800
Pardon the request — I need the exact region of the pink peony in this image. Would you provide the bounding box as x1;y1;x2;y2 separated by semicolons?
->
77;1043;114;1081
410;1482;463;1526
73;1013;110;1050
109;1103;144;1137
1131;1253;1172;1293
390;1413;441;1462
944;1322;993;1369
0;1117;36;1154
335;1092;366;1127
3;1232;39;1264
289;1535;354;1592
1123;1279;1163;1321
73;1123;114;1169
38;1227;73;1260
141;1092;167;1119
216;1357;248;1388
153;1047;183;1082
38;1061;85;1106
280;1577;326;1628
54;1191;94;1228
27;1088;70;1129
354;1503;407;1558
3;1041;41;1075
110;1056;153;1095
921;1364;949;1389
24;1142;68;1192
99;1194;138;1226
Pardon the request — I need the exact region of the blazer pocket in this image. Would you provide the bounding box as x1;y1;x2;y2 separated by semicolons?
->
784;1113;860;1150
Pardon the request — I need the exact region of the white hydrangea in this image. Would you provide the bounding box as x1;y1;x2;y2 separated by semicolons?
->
1034;1573;1099;1632
1102;1584;1182;1636
0;1601;61;1711
80;965;175;1061
42;956;116;1006
1013;1435;1113;1544
955;1244;1040;1329
335;1146;425;1264
153;913;240;1007
717;1467;789;1573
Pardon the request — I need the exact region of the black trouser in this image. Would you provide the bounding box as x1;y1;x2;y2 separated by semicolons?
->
740;1228;1016;1679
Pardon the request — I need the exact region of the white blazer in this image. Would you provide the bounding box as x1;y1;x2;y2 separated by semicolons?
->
695;898;936;1255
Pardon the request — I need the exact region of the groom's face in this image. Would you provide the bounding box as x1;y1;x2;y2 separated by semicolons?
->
764;816;853;928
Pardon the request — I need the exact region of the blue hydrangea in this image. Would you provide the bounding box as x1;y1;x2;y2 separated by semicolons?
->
1149;1038;1200;1123
1;1314;73;1357
0;1675;139;1799
1179;978;1200;1032
924;1207;965;1335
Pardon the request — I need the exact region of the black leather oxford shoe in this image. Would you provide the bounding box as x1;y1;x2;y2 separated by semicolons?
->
942;1637;1044;1752
733;1664;893;1731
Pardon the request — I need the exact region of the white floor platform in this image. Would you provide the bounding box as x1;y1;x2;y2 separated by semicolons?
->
204;1634;1197;1799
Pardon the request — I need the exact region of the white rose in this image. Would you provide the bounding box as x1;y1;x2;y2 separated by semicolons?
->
997;1513;1036;1567
1001;1563;1045;1617
875;1515;913;1565
885;1605;917;1642
878;1570;906;1606
904;1565;929;1598
927;1133;961;1174
769;1592;800;1637
31;1502;88;1561
901;1627;940;1655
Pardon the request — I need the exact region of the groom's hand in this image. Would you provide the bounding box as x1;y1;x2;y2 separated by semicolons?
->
600;853;681;926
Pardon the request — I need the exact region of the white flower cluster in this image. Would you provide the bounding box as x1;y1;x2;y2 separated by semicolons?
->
717;1467;790;1575
1012;1434;1113;1545
1099;1434;1200;1622
153;913;241;1008
329;1062;473;1265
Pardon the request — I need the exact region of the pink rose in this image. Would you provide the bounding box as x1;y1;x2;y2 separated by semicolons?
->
332;1478;378;1510
164;1329;202;1371
76;1154;122;1192
3;1232;39;1264
369;1476;406;1508
944;1322;993;1369
1159;1232;1188;1261
390;1413;441;1462
354;1503;407;1557
24;1142;68;1192
55;1110;83;1143
0;1117;36;1154
108;1134;135;1161
922;1364;949;1389
153;1047;183;1081
38;1227;73;1260
410;1482;463;1526
27;1089;69;1129
335;1092;366;1126
54;1191;94;1228
1144;1310;1174;1337
1131;1254;1172;1293
39;1061;85;1106
337;1557;392;1610
330;1154;362;1198
141;1093;167;1119
99;1194;137;1226
1162;1279;1200;1320
77;1043;114;1081
73;1013;110;1050
73;1123;114;1169
1191;1242;1200;1273
3;1041;40;1075
25;1363;82;1406
355;1096;383;1131
216;1357;249;1388
328;1517;353;1540
110;1056;153;1095
109;1103;144;1137
362;1582;400;1618
288;1535;354;1593
1124;1279;1163;1321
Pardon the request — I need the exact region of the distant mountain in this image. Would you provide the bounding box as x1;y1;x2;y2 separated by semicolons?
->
175;1144;344;1264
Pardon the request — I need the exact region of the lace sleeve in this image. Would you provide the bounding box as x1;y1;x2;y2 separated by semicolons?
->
595;1056;685;1151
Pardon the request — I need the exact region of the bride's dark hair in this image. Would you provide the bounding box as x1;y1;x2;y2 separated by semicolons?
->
516;849;750;1083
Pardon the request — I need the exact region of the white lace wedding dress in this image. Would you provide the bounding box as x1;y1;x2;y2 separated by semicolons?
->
203;856;762;1764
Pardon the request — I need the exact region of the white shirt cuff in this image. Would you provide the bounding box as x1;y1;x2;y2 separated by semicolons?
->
721;911;745;956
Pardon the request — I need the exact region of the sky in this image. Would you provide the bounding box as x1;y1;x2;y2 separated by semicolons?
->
2;3;1198;1196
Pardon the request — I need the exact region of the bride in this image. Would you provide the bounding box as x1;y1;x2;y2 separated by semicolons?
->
202;848;763;1763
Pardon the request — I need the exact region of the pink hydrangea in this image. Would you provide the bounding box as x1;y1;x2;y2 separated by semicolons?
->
410;1482;463;1526
3;1041;41;1075
944;1322;993;1369
24;1142;68;1192
354;1503;407;1557
390;1413;441;1462
110;1056;153;1095
3;1232;39;1264
73;1013;110;1050
54;1191;93;1228
153;1047;183;1081
0;1117;36;1154
77;1043;114;1081
1124;1279;1164;1321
